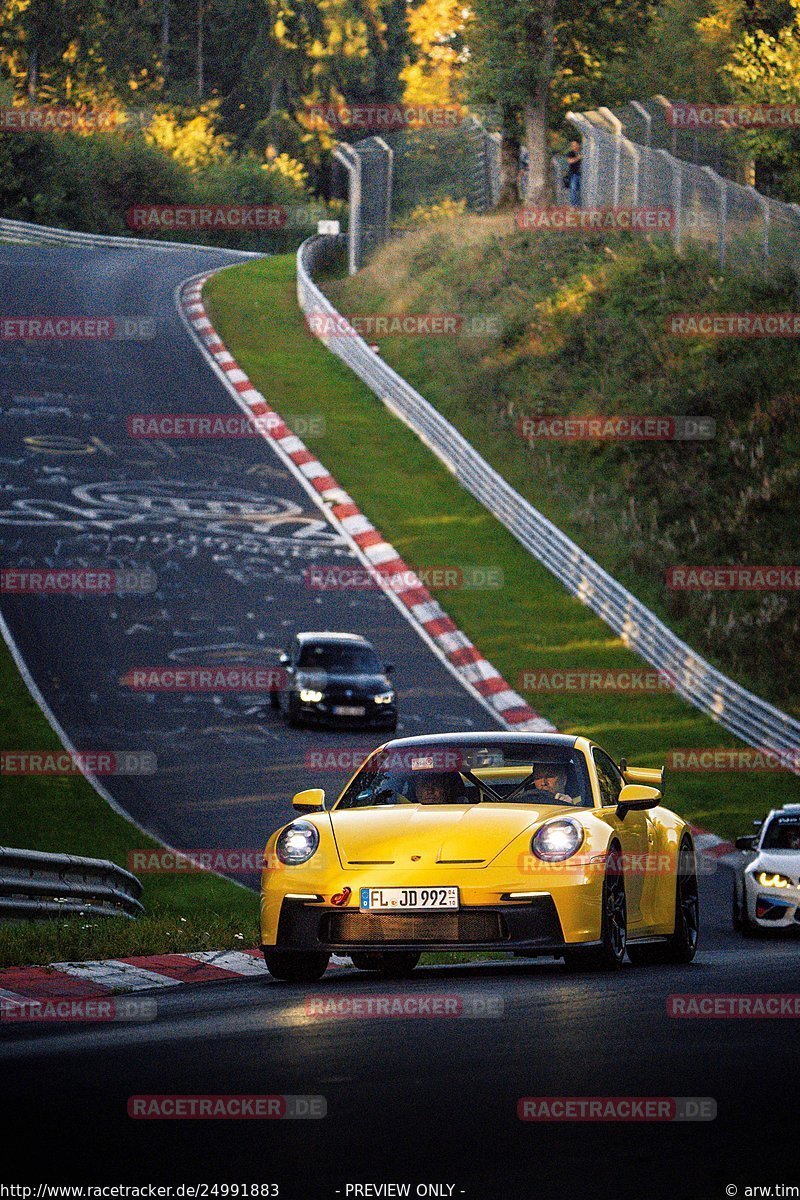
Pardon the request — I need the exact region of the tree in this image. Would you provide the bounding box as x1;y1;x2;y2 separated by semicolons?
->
723;0;800;194
609;0;743;101
400;0;466;105
465;0;650;205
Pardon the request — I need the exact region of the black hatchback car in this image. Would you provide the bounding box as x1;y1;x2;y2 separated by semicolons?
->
272;632;397;730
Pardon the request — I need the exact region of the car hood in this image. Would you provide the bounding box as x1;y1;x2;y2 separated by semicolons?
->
749;850;800;878
295;670;391;692
330;804;566;868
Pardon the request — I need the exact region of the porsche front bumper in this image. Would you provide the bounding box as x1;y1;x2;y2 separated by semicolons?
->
268;894;567;955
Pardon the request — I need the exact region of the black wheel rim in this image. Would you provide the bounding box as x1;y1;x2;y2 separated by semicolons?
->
606;857;627;959
678;846;699;950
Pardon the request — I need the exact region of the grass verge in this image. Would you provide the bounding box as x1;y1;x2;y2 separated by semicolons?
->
327;215;800;715
0;633;258;968
205;254;799;839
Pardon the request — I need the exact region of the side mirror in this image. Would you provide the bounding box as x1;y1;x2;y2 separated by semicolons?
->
384;662;394;675
292;787;326;813
616;783;661;819
279;652;290;666
735;835;758;852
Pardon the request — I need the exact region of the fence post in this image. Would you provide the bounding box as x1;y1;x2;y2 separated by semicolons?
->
488;132;502;208
630;100;652;149
373;135;393;240
627;139;640;206
599;107;623;205
745;187;770;271
702;165;727;268
333;143;361;274
653;95;678;156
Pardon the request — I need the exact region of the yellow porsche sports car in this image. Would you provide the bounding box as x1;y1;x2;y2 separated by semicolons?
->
260;733;699;982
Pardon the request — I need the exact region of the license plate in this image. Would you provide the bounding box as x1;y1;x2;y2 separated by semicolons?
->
360;887;459;911
333;705;365;716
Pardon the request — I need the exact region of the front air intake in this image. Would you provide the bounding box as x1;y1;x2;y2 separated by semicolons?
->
322;910;505;944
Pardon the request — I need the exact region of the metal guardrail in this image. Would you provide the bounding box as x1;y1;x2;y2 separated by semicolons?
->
0;216;262;256
297;234;800;771
0;847;144;920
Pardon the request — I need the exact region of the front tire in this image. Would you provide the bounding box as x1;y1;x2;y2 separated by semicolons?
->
628;837;699;965
564;847;626;971
263;949;329;983
732;881;743;931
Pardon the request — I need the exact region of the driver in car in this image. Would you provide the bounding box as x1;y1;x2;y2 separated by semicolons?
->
415;772;467;805
531;763;580;806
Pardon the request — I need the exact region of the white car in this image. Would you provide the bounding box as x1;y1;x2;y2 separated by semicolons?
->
732;805;800;934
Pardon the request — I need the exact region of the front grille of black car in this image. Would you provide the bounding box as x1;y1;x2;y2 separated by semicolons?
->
321;911;506;944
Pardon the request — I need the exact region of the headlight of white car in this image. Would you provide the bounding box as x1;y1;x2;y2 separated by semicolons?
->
531;818;584;862
276;821;320;865
756;870;792;889
299;688;324;703
374;692;394;704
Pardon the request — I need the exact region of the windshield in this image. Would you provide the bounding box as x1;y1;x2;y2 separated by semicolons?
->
761;815;800;851
298;643;382;674
336;741;592;809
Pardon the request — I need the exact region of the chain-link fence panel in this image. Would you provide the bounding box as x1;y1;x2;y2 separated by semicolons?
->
639;145;679;222
355;136;393;255
677;161;723;258
724;180;769;275
765;198;800;278
617;139;640;206
382;122;486;217
588;128;617;207
570;105;800;279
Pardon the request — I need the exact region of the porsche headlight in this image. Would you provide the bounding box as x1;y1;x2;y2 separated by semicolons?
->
276;821;320;865
756;870;792;889
299;688;324;703
531;818;584;862
374;691;394;704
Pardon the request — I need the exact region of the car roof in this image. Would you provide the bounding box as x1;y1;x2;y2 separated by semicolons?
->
379;732;579;750
295;631;372;646
765;805;800;819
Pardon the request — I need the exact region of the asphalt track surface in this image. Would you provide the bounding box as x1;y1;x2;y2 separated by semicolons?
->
0;241;498;873
1;241;798;1199
2;866;800;1198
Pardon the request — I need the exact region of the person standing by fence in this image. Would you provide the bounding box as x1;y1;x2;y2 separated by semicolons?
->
565;140;582;206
